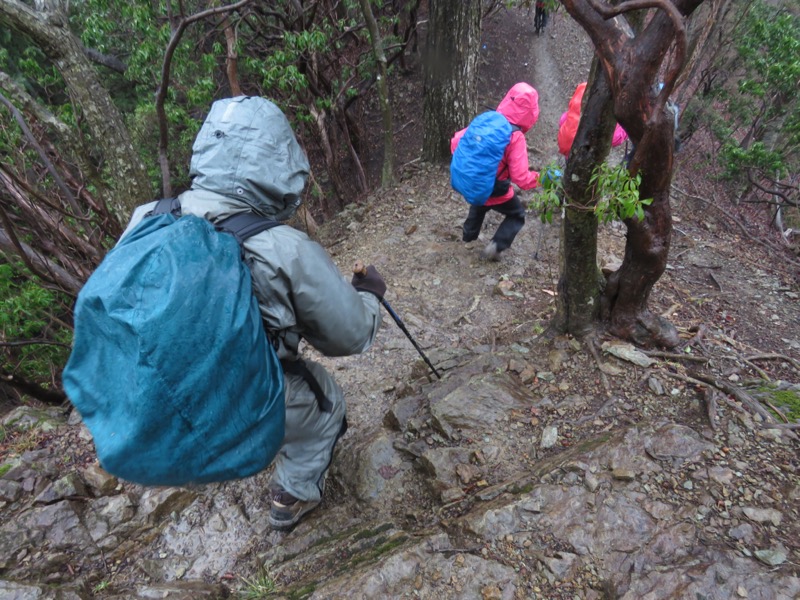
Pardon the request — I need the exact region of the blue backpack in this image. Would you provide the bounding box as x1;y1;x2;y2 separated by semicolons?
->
62;198;286;486
450;111;516;206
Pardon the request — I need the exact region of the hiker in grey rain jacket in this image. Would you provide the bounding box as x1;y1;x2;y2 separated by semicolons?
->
122;96;385;530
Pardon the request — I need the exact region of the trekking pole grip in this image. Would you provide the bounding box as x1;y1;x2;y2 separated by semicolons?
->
353;260;367;276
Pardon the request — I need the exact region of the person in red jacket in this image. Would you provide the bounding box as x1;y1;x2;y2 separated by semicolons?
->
558;82;628;157
451;82;541;261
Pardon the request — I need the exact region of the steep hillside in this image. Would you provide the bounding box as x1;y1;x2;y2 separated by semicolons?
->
0;6;798;600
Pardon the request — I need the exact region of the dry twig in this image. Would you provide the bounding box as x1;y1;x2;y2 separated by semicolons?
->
677;324;709;353
588;337;612;396
689;371;775;422
740;358;772;381
700;387;719;431
745;353;800;372
644;350;708;363
672;185;800;270
708;271;723;292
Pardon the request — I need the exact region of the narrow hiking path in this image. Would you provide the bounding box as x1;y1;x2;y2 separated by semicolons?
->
308;8;597;435
523;6;591;168
1;6;798;599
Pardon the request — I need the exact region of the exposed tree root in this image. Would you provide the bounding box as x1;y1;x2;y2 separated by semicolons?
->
700;386;719;431
659;368;799;442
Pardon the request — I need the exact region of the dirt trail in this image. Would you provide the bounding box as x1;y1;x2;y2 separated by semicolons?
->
313;5;800;492
1;8;798;598
525;10;590;168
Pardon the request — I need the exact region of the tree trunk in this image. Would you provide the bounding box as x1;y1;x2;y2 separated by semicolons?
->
674;0;732;100
0;0;151;221
222;16;243;96
601;152;678;347
0;223;84;295
358;0;395;186
1;368;68;406
560;0;705;349
421;0;481;163
554;60;618;336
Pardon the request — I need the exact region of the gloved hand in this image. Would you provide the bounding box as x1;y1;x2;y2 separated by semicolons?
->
491;178;511;197
542;168;562;186
351;264;386;299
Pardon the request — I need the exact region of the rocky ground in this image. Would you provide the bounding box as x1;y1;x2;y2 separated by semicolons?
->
1;5;799;600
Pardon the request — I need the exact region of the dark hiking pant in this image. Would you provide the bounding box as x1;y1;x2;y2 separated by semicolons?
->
462;193;526;252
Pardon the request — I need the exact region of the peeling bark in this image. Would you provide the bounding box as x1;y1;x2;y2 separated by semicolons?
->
0;0;151;220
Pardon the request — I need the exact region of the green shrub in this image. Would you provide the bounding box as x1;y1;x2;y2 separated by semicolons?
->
0;261;72;382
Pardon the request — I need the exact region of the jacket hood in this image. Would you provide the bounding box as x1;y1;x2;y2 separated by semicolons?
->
189;96;310;221
496;82;540;133
568;82;587;116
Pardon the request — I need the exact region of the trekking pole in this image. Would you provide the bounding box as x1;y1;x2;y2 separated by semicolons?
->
534;218;545;260
353;261;441;379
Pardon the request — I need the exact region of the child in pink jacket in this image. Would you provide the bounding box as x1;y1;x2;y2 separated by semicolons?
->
451;82;541;261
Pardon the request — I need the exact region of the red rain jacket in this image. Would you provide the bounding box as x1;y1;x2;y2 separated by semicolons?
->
558;82;628;156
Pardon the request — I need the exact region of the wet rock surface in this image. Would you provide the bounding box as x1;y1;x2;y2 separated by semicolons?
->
2;7;799;600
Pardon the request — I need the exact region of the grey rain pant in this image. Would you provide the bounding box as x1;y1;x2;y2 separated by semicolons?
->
270;359;346;502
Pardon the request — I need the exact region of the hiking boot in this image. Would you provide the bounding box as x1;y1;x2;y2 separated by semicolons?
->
480;241;501;261
268;489;321;530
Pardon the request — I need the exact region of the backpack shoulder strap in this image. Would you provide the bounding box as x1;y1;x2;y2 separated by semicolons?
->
280;358;333;413
216;211;282;245
146;199;281;244
147;197;181;217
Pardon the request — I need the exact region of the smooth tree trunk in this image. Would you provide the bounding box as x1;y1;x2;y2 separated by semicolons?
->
602;116;678;347
422;0;481;163
560;0;705;348
554;60;619;336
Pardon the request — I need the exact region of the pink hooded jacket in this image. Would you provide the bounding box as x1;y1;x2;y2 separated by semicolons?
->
451;82;541;205
557;82;628;156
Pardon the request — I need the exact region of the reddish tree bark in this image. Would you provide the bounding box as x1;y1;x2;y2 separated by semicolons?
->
560;0;705;348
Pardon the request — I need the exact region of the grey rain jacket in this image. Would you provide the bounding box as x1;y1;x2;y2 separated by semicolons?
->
122;96;383;361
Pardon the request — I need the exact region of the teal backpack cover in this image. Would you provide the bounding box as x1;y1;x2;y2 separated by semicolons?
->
63;205;285;486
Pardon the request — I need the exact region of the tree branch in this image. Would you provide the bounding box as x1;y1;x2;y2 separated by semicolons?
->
746;169;798;208
0;339;71;348
155;0;253;197
0;91;84;218
585;0;687;104
0;0;150;217
82;47;127;74
0;166;102;270
0;220;83;296
671;184;800;269
0;369;67;406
